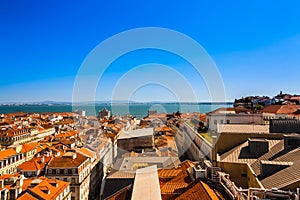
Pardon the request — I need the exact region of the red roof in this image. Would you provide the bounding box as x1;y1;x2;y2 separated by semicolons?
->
263;105;300;114
0;148;17;160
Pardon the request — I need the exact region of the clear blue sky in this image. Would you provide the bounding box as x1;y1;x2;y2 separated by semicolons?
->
1;0;300;103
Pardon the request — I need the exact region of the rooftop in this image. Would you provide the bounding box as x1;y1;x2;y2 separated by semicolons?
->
113;157;181;172
118;128;154;140
18;177;70;200
219;136;300;189
131;165;162;200
158;160;223;199
0;148;18;160
218;124;269;134
47;152;88;168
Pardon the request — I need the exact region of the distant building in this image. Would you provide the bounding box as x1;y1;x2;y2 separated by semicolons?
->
73;110;86;117
0;128;32;146
262;104;300;115
206;108;264;132
148;110;157;116
270;118;300;133
98;108;110;119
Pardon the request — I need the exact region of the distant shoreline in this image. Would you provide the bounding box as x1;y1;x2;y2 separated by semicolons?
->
0;102;233;106
0;103;232;118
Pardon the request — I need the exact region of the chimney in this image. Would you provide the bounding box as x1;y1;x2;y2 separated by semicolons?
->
41;156;44;163
260;160;293;178
193;165;206;179
212;136;218;167
0;179;4;188
284;135;300;150
16;175;24;187
248;138;269;156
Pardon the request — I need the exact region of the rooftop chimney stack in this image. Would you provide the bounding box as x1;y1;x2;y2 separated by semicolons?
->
212;136;218;167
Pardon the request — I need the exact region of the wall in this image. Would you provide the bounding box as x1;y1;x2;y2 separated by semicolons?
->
247;164;264;188
218;162;248;188
206;113;264;132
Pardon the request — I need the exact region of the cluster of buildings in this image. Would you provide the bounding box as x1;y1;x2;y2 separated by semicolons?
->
206;104;300;134
234;91;300;109
0;111;109;200
201;101;300;199
1;100;300;200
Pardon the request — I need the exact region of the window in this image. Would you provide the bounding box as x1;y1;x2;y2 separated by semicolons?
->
227;120;230;124
71;178;76;184
60;169;64;174
68;169;72;174
64;178;68;182
52;169;56;174
71;187;75;192
214;120;217;125
220;120;224;124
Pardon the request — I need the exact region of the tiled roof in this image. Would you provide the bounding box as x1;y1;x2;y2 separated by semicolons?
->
260;159;300;189
220;139;281;165
18;160;42;171
107;170;135;179
47;152;88;168
220;137;300;189
263;105;300;114
75;147;94;158
218;124;269;134
18;177;69;200
208;108;236;114
158;169;181;178
175;181;220;200
17;193;38;200
0;148;17;160
21;143;37;153
158;160;223;199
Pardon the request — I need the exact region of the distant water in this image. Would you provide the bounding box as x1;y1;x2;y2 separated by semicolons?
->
0;103;232;119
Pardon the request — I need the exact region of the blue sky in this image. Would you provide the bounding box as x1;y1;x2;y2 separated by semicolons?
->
1;0;300;102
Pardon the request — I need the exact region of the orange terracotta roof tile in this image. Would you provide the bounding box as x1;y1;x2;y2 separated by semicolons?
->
18;177;70;200
17;192;38;200
21;143;37;153
48;152;88;168
175;180;220;200
18;160;43;172
76;147;94;158
0;148;17;160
